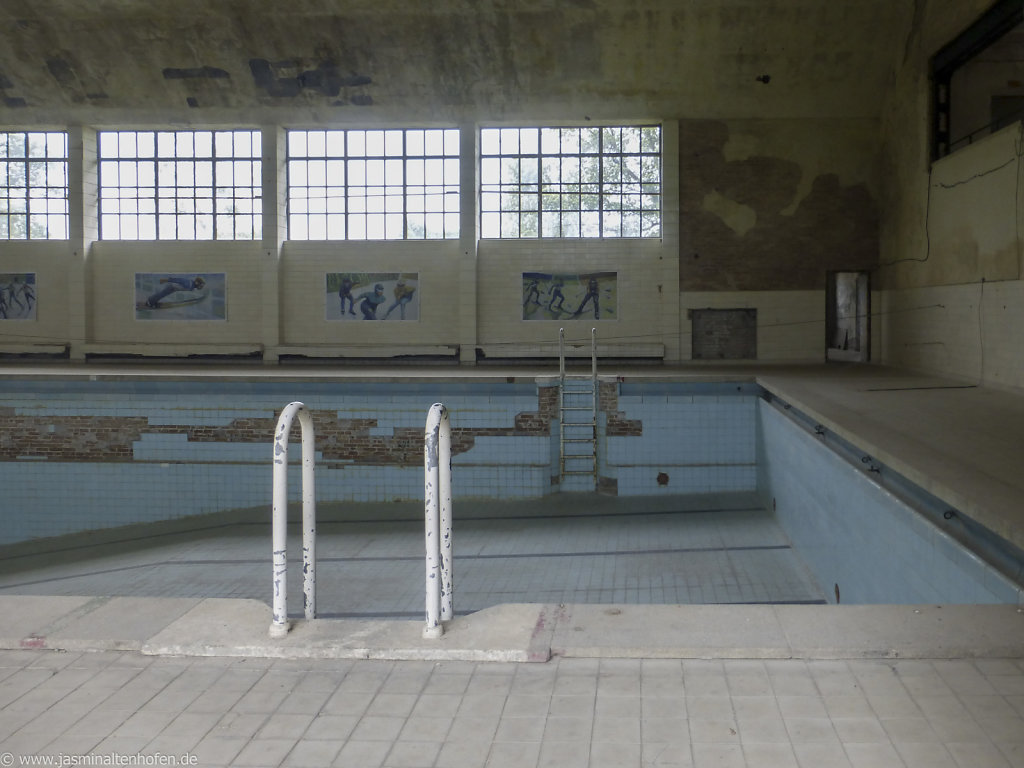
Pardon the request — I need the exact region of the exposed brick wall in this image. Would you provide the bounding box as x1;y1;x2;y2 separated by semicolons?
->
691;308;757;360
599;380;642;437
0;397;555;466
679;119;878;292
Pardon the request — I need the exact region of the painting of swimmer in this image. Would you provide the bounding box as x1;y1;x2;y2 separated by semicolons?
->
522;271;617;321
325;272;419;321
134;273;226;321
0;273;36;321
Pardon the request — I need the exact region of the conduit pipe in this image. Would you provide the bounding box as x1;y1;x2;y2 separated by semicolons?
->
270;401;317;638
424;403;453;639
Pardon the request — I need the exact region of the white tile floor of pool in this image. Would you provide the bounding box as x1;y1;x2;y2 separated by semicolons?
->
0;493;825;617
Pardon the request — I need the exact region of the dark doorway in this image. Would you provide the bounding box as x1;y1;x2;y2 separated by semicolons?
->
826;271;870;362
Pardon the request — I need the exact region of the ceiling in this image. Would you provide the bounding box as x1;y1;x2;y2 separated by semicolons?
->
0;0;914;126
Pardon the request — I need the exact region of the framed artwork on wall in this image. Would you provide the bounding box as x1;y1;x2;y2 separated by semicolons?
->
522;271;617;321
134;273;226;320
326;272;419;321
0;273;36;320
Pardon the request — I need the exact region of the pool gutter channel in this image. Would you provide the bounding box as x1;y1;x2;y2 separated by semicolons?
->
761;391;1024;596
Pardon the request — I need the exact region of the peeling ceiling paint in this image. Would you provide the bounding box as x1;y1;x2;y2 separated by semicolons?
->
0;0;913;124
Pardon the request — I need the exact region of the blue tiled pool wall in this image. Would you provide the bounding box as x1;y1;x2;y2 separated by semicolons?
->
0;378;765;544
604;381;760;495
0;379;554;545
756;396;1023;605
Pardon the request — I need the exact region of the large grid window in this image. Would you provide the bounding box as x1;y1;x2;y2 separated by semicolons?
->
0;132;69;240
287;128;459;240
98;130;261;240
480;125;661;238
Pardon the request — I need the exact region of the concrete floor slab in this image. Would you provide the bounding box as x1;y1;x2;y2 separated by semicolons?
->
140;599;550;662
775;603;1024;658
0;595;103;649
47;596;201;651
549;603;790;659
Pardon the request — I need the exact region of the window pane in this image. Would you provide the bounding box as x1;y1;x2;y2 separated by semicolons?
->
365;130;385;156
480;129;500;156
325;131;344;156
155;132;174;156
384;130;403;156
286;127;459;240
479;123;660;239
26;134;45;157
136;132;155;158
443;129;459;156
500;128;520;155
98;129;260;240
288;131;307;157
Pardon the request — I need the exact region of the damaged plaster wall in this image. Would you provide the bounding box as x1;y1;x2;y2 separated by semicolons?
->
679;118;879;292
678;118;880;360
878;0;1024;389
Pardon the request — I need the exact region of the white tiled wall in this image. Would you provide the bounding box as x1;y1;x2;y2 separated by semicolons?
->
0;241;73;352
88;240;265;347
879;280;1024;390
681;290;826;361
477;237;677;358
279;240;462;348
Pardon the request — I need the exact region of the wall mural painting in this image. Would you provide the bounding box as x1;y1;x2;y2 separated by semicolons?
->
326;272;419;321
522;271;617;321
134;273;226;321
0;273;36;320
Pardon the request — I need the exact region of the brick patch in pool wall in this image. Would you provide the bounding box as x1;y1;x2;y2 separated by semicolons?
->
0;399;555;466
598;380;642;437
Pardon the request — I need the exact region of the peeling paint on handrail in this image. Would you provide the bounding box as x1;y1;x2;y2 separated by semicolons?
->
424;403;453;639
270;401;316;638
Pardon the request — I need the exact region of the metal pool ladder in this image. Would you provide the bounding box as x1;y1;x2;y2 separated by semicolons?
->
558;327;598;490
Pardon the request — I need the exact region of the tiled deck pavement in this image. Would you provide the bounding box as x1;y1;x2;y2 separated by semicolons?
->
2;649;1024;767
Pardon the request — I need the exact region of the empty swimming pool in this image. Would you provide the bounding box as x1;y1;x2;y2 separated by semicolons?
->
0;373;1020;611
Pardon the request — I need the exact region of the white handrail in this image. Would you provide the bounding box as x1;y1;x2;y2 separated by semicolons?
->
269;401;317;638
559;327;566;380
423;403;453;639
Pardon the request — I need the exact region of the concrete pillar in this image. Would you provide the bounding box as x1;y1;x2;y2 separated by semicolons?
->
67;126;98;361
261;126;285;363
458;123;478;365
660;119;682;362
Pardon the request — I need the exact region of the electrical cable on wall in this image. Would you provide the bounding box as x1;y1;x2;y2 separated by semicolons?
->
879;151;1019;268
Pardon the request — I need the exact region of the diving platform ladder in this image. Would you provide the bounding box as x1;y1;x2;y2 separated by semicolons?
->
558;327;598;491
